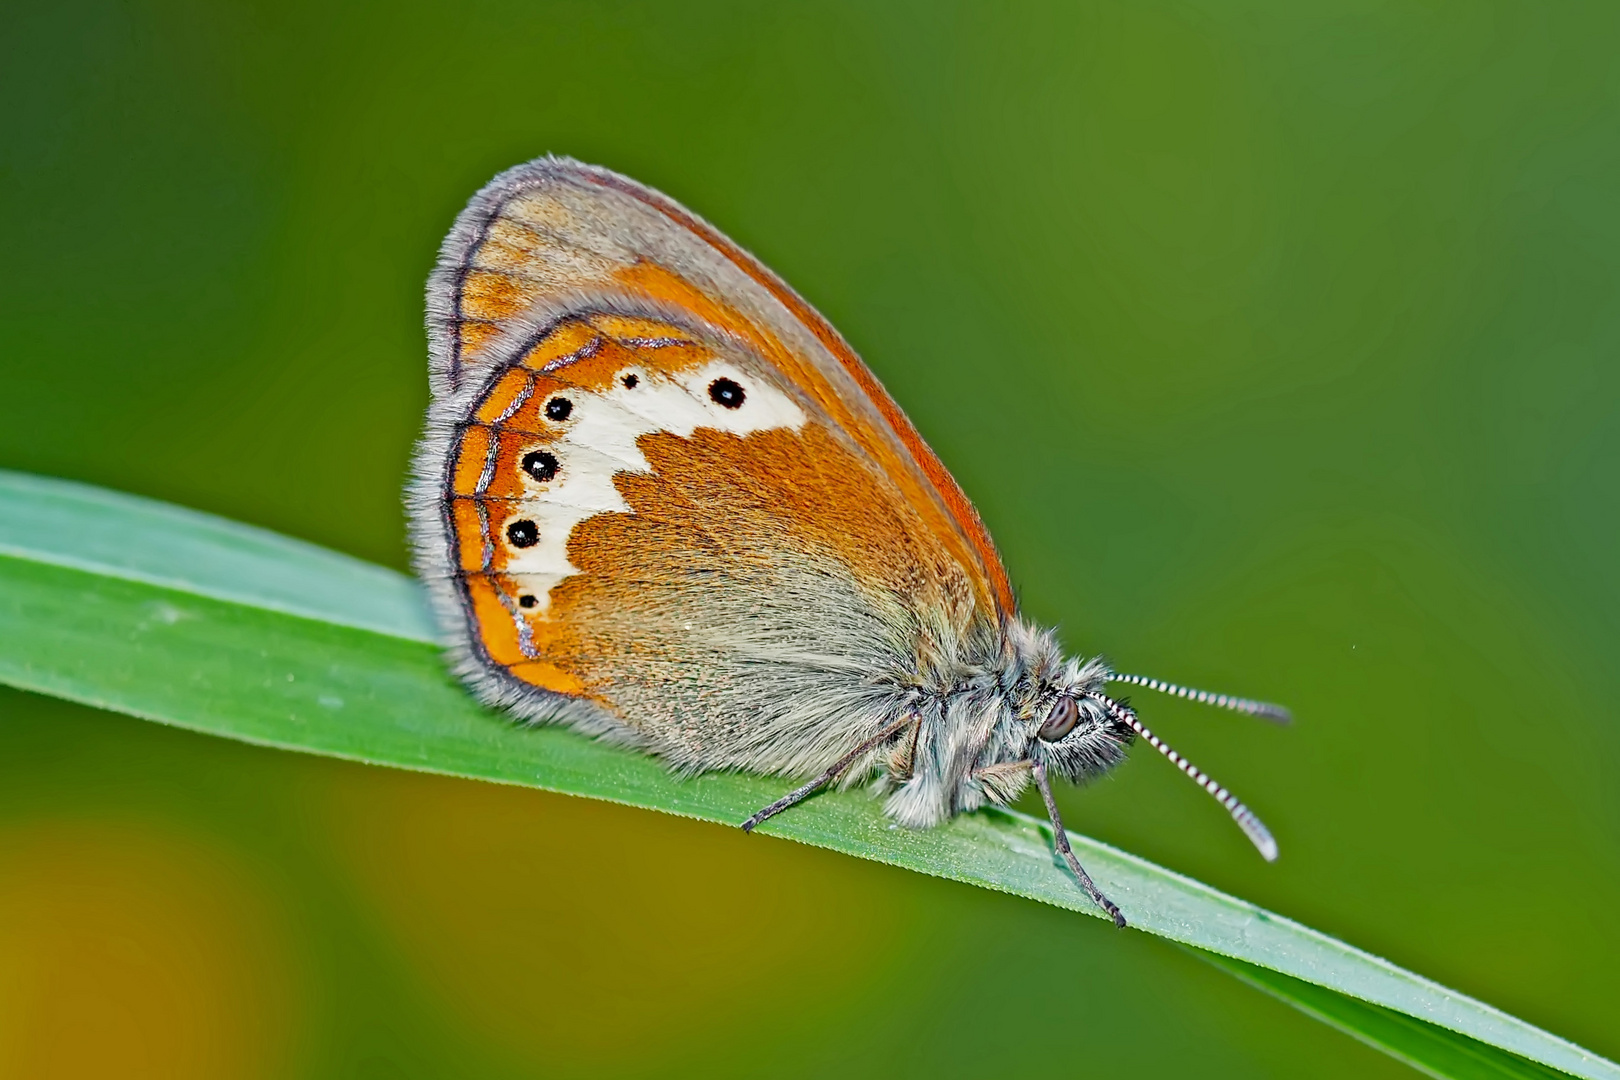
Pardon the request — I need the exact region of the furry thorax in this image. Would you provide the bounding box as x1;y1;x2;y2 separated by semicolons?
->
877;618;1133;827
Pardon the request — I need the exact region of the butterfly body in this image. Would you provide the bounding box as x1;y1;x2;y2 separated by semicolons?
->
410;159;1276;918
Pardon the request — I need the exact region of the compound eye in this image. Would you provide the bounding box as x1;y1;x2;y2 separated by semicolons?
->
1038;697;1080;742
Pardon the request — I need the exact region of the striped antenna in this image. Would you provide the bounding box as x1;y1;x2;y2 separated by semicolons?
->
1084;692;1279;862
1110;673;1292;725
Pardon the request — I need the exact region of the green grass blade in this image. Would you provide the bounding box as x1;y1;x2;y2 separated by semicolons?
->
1192;950;1572;1080
0;469;1612;1080
0;469;433;640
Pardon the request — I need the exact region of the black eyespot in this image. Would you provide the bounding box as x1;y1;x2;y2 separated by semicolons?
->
521;450;558;482
518;594;537;609
545;397;572;421
708;377;745;409
1038;697;1080;742
506;519;539;548
621;373;639;389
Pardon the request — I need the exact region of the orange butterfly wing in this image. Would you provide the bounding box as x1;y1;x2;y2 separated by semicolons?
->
411;158;1016;773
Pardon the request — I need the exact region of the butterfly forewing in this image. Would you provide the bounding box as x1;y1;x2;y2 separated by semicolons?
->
426;159;1012;617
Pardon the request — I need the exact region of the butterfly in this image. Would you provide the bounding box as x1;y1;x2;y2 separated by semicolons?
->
407;157;1287;926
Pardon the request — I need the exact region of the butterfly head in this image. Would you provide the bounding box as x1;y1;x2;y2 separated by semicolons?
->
1023;680;1135;787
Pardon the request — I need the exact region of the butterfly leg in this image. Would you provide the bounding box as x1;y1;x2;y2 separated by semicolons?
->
1032;760;1127;928
741;714;915;833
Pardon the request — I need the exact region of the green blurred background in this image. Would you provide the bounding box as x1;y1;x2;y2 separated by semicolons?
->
2;1;1617;1076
